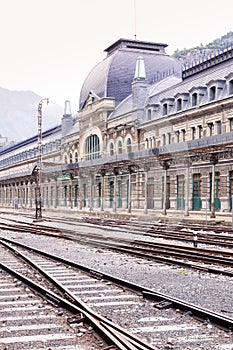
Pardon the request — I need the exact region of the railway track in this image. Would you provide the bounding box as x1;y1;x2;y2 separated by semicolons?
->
0;237;232;350
1;208;233;248
50;214;233;247
0;215;232;277
41;214;233;248
1;209;233;248
0;270;108;350
0;240;157;350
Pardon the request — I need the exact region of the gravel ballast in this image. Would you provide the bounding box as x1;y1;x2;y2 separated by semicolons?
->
0;212;232;319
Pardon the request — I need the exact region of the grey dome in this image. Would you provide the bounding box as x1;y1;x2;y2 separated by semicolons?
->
79;38;182;110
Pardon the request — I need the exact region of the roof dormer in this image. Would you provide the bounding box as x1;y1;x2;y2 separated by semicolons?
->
206;79;226;101
189;86;207;106
160;97;175;116
174;92;189;111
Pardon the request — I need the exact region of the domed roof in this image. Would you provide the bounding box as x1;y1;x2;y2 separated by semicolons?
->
79;38;182;110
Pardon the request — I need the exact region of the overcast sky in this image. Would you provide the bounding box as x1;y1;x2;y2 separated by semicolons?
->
1;0;232;113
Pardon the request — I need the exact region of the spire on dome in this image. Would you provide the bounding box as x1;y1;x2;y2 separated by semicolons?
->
134;56;146;80
62;100;73;137
64;100;71;116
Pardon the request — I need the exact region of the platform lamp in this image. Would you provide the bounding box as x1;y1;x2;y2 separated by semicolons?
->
35;98;49;221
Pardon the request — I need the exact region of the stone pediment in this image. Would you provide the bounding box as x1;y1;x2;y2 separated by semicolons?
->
81;91;101;110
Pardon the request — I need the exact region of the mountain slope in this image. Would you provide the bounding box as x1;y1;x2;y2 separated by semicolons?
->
2;31;232;142
173;31;233;66
0;87;63;142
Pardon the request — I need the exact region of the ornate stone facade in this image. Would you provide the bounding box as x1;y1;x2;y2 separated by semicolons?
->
1;38;233;219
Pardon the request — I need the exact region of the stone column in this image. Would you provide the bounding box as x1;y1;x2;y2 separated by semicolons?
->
184;158;191;216
113;167;119;213
100;169;105;211
160;160;169;215
127;165;134;214
89;173;94;211
69;174;74;209
29;181;34;209
48;179;52;208
16;183;19;208
210;154;218;218
54;179;58;208
25;181;29;207
79;175;83;210
3;185;6;206
144;165;150;214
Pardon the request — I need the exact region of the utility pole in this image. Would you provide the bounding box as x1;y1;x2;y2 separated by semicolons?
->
35;98;49;221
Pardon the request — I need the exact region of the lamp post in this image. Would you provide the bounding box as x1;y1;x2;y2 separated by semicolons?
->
35;98;49;221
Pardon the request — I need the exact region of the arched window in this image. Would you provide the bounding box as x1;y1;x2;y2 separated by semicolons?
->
109;142;114;156
118;140;123;154
126;138;132;153
69;153;73;164
85;134;100;160
75;151;78;163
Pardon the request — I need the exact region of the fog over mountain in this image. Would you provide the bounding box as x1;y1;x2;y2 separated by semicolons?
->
0;87;64;142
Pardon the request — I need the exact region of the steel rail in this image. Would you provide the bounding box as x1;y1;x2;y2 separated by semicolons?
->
1;217;233;257
1;237;232;332
88;240;233;277
0;239;156;350
133;239;233;256
116;242;233;263
0;261;141;350
1;220;233;276
2;218;232;261
47;217;233;248
44;214;233;242
1;216;233;250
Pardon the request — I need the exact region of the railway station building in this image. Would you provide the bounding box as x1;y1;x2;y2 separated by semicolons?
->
1;38;233;220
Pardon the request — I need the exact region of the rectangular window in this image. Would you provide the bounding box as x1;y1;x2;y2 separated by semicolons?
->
147;109;152;120
167;133;171;144
163;103;168;116
181;129;186;141
192;93;197;106
229;80;233;95
191;127;196;140
210;86;216;101
229;118;233;131
198;125;203;138
162;134;166;145
216;121;222;134
208;122;214;136
177;98;182;111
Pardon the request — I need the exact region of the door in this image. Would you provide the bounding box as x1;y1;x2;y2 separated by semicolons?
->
210;172;221;210
229;171;233;210
118;180;122;208
147;178;154;209
109;181;114;208
177;175;185;210
192;174;202;210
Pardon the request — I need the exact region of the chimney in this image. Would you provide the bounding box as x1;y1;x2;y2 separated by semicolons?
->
61;100;73;137
132;56;148;123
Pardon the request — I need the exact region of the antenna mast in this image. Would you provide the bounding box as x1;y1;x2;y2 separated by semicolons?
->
134;0;137;40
